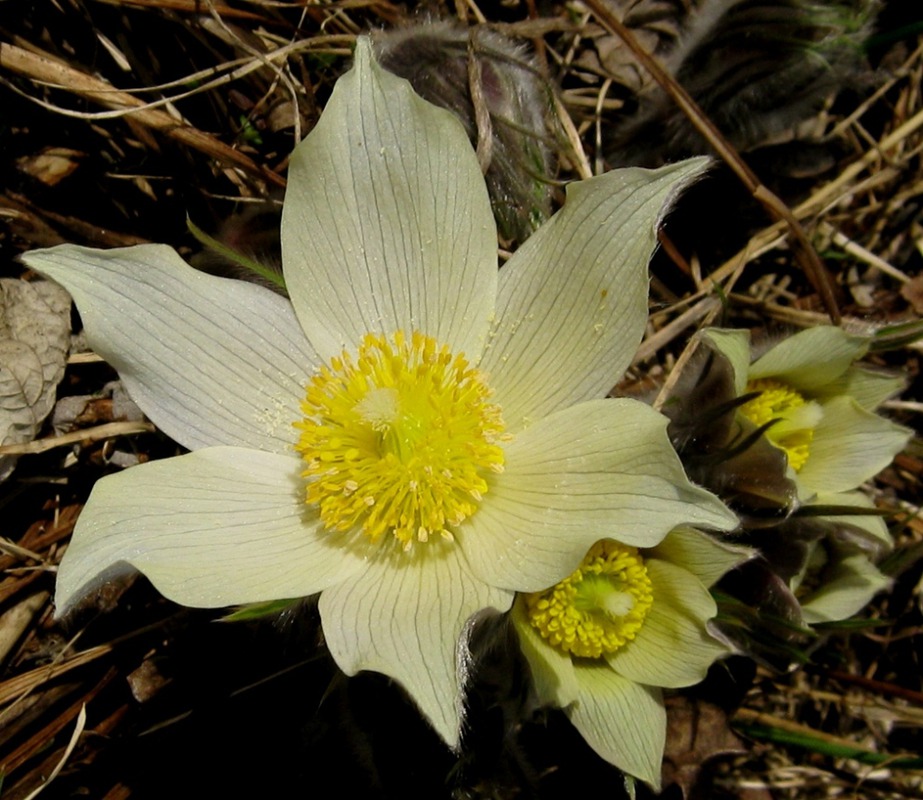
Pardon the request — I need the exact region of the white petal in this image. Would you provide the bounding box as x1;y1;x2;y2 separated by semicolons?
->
481;159;708;430
749;326;869;391
814;366;904;411
461;399;738;592
281;38;497;361
649;526;751;588
606;559;727;688
808;491;892;548
797;396;911;494
318;544;511;749
22;244;316;453
570;663;666;789
800;554;891;624
701;328;751;395
55;448;366;614
510;596;580;707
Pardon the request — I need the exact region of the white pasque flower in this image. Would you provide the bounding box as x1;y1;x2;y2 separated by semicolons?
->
22;39;735;746
704;326;910;497
512;527;747;787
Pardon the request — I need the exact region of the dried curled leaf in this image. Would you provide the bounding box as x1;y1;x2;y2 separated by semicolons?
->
662;696;746;797
0;278;71;480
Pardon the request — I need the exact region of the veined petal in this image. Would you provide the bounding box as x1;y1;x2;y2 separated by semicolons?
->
570;663;666;789
809;491;892;548
814;366;904;410
318;546;511;749
55;448;367;615
461;399;738;592
648;526;751;588
281;38;497;361
798;396;911;494
510;596;580;707
22;244;316;453
800;554;891;624
481;159;708;430
749;327;869;391
606;559;726;688
701;328;751;395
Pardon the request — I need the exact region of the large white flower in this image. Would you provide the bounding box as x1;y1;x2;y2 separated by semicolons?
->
22;39;735;746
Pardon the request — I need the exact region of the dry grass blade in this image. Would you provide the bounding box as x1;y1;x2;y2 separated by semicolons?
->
0;422;157;457
20;704;86;800
0;645;113;710
0;42;286;189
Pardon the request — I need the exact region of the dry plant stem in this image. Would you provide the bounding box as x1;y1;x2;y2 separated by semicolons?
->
581;0;842;324
633;295;722;365
93;0;268;22
1;669;114;777
0;593;49;664
825;669;923;706
20;704;86;800
0;42;286;190
467;31;494;174
674;96;923;316
819;222;910;283
0;645;113;710
0;422;156;457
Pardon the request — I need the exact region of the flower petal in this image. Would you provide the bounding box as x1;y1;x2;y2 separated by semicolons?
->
481;159;708;430
809;491;892;548
510;596;580;707
22;244;317;453
814;366;904;410
55;447;366;615
606;559;726;688
570;663;666;788
318;545;511;749
748;326;869;391
798;396;911;494
461;399;738;592
649;526;751;588
281;38;497;361
800;554;891;624
701;328;751;395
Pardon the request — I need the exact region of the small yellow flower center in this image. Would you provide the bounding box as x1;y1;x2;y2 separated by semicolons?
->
295;330;507;551
524;540;654;659
739;379;822;472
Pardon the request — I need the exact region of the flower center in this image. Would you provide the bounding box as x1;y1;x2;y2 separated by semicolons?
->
524;540;654;659
295;330;507;551
739;379;822;472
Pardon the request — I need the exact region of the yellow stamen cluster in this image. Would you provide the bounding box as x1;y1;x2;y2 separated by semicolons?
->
295;330;507;551
740;378;818;471
525;540;654;659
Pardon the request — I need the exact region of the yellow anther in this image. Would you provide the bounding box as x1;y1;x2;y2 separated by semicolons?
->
295;330;506;549
740;379;822;472
524;540;654;659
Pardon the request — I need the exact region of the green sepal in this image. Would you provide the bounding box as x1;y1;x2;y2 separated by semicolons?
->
221;598;300;622
187;217;287;292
